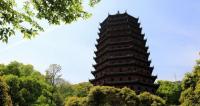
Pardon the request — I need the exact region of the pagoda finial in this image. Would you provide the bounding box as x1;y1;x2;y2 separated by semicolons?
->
108;12;110;16
117;11;120;14
125;10;127;14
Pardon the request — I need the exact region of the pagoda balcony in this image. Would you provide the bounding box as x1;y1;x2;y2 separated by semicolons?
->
96;39;148;53
96;40;134;50
90;73;156;84
95;61;149;71
95;55;148;67
95;45;133;55
97;32;143;45
91;64;152;76
91;72;153;80
108;20;128;26
95;47;148;61
104;80;158;88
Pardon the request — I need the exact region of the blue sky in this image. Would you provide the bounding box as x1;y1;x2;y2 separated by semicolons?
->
0;0;200;83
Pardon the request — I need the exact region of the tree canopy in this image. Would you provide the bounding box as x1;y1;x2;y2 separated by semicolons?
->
66;86;165;106
1;57;200;106
156;80;182;105
0;0;100;43
179;57;200;106
0;61;55;105
0;76;12;106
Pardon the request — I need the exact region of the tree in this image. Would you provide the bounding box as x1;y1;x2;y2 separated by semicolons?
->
66;86;166;106
3;75;21;106
156;80;181;105
138;92;165;106
0;61;58;105
72;82;93;97
0;76;12;106
180;56;200;106
0;0;100;43
66;86;139;106
45;64;62;104
65;97;87;106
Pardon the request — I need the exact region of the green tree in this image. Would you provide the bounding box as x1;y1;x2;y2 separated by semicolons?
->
0;61;59;105
72;82;93;97
138;92;165;106
0;76;12;106
56;79;74;102
4;75;21;106
66;86;165;106
66;86;139;106
180;56;200;106
156;80;181;105
0;0;100;43
65;96;87;106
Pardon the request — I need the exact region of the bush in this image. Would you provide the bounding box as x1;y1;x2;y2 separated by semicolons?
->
65;86;165;106
138;92;165;106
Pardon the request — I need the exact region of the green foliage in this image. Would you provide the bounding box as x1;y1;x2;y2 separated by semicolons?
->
3;75;21;105
86;86;139;106
30;0;91;24
65;97;87;106
0;0;100;43
180;56;200;106
138;92;165;106
0;61;57;106
0;0;43;43
72;82;93;97
0;76;12;106
66;86;165;106
66;86;139;106
156;80;181;105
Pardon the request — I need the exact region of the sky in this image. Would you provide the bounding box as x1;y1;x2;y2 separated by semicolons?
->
0;0;200;83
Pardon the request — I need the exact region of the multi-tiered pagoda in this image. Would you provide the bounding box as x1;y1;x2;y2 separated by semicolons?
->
90;12;158;93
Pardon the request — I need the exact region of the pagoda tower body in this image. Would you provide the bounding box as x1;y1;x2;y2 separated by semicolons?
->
90;12;158;93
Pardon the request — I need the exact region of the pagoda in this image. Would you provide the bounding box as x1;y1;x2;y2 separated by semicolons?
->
89;12;158;93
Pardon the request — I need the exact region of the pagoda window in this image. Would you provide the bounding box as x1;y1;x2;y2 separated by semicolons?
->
128;77;131;80
120;77;123;81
